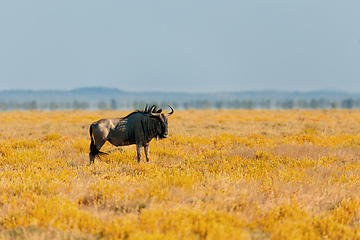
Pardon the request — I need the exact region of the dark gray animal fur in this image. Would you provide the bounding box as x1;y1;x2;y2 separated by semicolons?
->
89;105;174;164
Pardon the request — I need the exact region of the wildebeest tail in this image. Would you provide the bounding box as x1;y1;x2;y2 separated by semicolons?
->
89;124;108;159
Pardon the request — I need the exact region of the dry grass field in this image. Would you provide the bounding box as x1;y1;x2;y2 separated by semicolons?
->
1;109;360;239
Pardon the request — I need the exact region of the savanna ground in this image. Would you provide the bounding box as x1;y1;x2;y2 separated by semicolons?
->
1;109;360;239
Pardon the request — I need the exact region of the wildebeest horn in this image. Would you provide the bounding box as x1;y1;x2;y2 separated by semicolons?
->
165;105;174;117
149;106;161;117
149;105;174;117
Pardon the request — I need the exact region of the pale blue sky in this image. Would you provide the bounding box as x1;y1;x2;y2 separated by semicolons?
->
1;1;359;92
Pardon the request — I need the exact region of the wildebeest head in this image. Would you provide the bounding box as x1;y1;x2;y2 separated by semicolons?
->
146;105;174;139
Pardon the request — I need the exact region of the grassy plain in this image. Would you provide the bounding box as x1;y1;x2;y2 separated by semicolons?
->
1;109;360;239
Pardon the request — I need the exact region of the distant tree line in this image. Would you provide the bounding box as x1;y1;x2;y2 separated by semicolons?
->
0;101;90;111
1;98;360;111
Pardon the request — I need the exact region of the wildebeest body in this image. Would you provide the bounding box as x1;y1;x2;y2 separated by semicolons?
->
89;105;173;164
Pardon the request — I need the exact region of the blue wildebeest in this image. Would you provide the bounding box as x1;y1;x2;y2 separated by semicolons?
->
89;105;174;164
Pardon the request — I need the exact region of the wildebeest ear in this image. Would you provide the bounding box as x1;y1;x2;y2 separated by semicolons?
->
165;105;174;117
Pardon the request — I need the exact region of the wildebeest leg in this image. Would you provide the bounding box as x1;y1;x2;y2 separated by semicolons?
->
136;142;142;163
89;153;95;165
144;143;150;162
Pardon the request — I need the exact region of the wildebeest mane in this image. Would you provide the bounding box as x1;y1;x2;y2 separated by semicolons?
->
138;105;162;114
123;105;162;119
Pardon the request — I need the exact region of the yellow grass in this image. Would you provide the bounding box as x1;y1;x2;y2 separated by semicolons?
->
1;109;360;239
